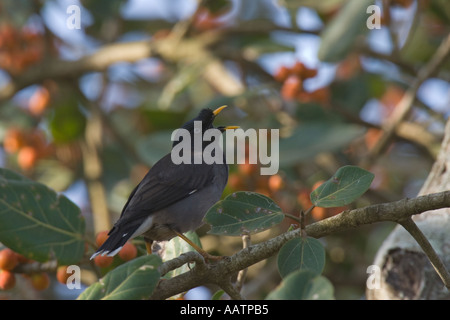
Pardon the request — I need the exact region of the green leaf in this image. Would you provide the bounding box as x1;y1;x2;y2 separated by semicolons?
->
279;123;365;166
78;255;162;300
318;0;373;62
277;237;325;278
136;130;173;166
49;103;86;143
266;270;334;300
211;289;225;300
162;231;202;278
0;168;85;265
310;165;374;208
204;192;284;236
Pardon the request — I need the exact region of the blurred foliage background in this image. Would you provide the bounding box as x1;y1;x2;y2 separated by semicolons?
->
0;0;449;299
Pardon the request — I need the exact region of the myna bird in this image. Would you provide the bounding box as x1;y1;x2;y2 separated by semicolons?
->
90;105;237;261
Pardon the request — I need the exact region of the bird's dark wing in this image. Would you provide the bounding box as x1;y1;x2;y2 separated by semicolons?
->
117;153;215;225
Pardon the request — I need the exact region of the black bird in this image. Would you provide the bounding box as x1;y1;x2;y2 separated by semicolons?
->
90;105;236;261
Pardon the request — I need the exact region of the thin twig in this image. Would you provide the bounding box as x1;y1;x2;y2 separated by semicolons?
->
235;234;251;293
398;217;450;289
365;33;450;164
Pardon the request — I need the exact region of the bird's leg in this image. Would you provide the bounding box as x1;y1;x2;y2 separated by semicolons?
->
144;237;153;255
174;231;224;261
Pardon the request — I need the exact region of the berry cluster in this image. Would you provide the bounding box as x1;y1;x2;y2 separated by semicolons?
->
0;247;50;291
274;61;330;105
92;231;138;268
0;24;44;75
3;127;53;171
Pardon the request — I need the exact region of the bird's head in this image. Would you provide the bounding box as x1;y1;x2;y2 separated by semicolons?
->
173;105;239;148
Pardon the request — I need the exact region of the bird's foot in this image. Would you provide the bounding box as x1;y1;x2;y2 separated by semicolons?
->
200;252;226;262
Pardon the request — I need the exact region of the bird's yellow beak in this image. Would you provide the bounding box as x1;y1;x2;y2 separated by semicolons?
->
213;105;228;116
223;126;240;130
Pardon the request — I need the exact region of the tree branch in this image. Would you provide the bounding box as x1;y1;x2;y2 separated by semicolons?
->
149;190;450;299
398;217;450;289
364;33;450;163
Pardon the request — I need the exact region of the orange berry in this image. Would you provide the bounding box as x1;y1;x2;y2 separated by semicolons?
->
291;61;317;79
380;85;405;117
301;67;318;79
28;87;50;116
0;248;19;271
311;206;327;221
291;61;305;76
119;242;137;261
0;270;16;290
268;174;284;192
29;272;50;291
274;65;290;82
365;128;383;150
95;230;109;247
297;189;313;209
17;146;38;170
94;255;113;268
237;163;257;176
3;128;25;154
281;75;302;101
312;180;325;191
56;266;70;285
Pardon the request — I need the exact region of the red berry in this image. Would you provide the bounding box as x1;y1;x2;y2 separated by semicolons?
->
29;272;50;291
0;270;16;290
0;249;19;271
94;255;113;268
96;230;109;247
119;242;137;261
281;75;302;101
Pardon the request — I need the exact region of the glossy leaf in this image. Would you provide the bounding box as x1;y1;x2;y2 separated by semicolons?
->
0;168;85;265
162;231;202;278
78;255;162;300
277;237;325;278
310;166;374;208
266;270;334;300
204;192;284;236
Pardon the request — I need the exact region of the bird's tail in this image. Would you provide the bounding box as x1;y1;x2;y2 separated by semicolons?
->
90;226;133;260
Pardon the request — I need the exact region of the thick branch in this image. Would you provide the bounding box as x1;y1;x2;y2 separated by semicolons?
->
150;190;450;299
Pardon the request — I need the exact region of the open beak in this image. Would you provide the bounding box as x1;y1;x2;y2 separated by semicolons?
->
213;106;239;130
213;105;228;116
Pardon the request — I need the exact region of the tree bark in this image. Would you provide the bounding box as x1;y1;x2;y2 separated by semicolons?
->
367;119;450;300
